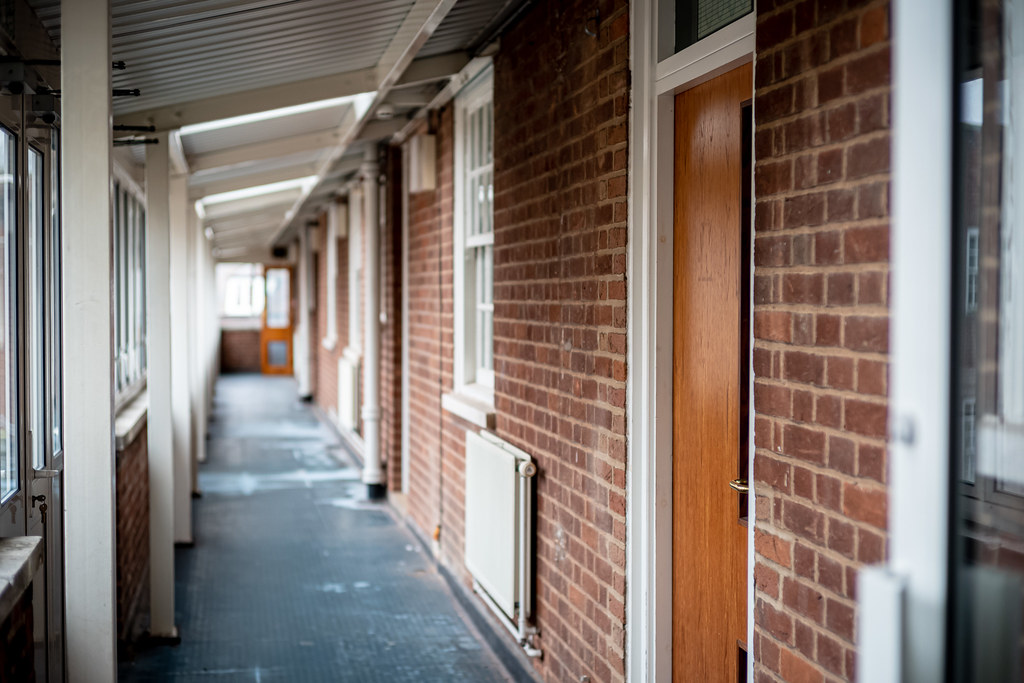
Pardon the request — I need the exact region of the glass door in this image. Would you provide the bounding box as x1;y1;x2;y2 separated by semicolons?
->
260;266;293;375
951;0;1024;679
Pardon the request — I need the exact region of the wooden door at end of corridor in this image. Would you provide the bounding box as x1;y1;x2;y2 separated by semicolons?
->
260;265;293;375
673;61;752;683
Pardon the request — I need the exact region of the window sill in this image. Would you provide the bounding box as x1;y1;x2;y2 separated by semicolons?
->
115;389;148;452
0;536;43;623
442;391;495;430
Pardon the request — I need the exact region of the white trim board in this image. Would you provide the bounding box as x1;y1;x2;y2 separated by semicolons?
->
626;2;755;681
877;0;953;680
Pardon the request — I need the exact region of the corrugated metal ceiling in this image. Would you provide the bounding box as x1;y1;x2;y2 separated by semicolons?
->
28;0;415;116
24;0;528;256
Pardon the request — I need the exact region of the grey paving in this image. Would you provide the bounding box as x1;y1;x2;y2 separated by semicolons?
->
118;374;512;683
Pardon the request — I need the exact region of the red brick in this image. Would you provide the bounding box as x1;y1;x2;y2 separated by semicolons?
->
847;135;890;179
782;647;823;683
844;315;888;353
860;5;889;47
845;398;887;438
755;311;793;343
844;224;889;263
843;482;888;529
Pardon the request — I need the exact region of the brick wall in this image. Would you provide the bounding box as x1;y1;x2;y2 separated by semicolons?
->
404;117;446;543
487;2;630;680
313;207;349;418
751;1;891;681
381;146;404;491
0;588;33;682
116;423;150;643
219;329;260;373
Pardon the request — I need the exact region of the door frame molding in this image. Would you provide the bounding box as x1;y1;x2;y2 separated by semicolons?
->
626;3;754;680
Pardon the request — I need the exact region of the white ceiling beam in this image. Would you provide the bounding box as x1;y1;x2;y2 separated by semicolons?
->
356;118;408;142
393;51;469;88
113;66;379;131
188;164;320;201
213;231;280;249
273;0;459;245
212;245;292;263
384;90;435;108
209;221;281;237
169;131;190;175
393;55;493;144
188;130;337;174
203;192;300;220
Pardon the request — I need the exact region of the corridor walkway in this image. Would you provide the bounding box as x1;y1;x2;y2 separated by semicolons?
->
118;374;512;683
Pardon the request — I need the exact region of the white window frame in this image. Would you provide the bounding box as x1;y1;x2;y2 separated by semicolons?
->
452;64;495;407
112;164;147;410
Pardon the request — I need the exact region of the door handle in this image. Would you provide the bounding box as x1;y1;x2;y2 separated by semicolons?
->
728;478;749;494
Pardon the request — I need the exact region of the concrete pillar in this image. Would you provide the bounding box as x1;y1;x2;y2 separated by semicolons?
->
145;132;177;639
62;0;117;677
170;174;193;543
360;149;384;497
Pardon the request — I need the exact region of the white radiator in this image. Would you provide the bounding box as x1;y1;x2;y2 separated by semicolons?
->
464;431;540;656
337;356;359;431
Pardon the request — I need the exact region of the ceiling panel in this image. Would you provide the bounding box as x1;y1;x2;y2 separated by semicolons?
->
419;0;516;56
27;0;416;116
24;0;527;256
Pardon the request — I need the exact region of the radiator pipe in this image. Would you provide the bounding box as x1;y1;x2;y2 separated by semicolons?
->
360;147;385;498
518;459;541;657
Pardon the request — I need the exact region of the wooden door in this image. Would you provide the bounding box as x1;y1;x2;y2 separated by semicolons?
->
672;62;752;682
260;266;293;375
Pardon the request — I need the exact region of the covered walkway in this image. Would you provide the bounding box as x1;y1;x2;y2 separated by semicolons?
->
118;375;511;682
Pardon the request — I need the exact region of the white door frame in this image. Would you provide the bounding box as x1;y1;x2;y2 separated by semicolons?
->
626;2;755;680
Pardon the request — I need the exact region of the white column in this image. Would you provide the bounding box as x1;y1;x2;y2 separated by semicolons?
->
296;225;312;397
346;185;362;356
62;0;117;678
188;204;204;481
191;209;207;464
207;237;218;412
170;174;193;543
145;131;177;639
360;150;384;496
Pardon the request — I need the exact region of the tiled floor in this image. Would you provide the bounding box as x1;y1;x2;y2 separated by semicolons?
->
118;374;512;683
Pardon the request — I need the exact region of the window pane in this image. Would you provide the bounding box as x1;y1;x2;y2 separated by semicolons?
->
50;132;61;456
0;129;15;501
266;340;288;368
113;185;122;390
139;208;146;375
951;0;1024;678
265;267;290;329
675;0;753;52
28;148;43;469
